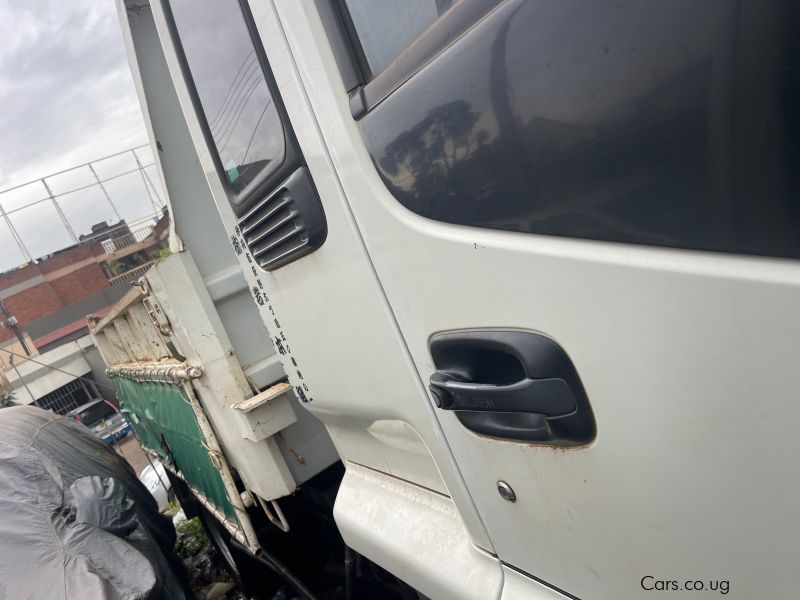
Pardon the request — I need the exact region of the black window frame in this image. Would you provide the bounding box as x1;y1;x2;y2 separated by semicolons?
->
160;0;304;216
319;0;502;118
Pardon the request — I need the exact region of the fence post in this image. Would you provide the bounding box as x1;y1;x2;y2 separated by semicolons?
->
0;199;33;263
88;163;123;222
131;149;163;215
41;178;79;244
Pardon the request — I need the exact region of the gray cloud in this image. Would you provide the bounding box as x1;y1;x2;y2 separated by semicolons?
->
0;0;157;271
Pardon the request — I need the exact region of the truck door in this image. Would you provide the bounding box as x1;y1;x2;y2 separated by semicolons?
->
278;0;800;597
141;0;510;597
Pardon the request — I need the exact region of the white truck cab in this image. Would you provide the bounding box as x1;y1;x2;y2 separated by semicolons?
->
104;1;800;598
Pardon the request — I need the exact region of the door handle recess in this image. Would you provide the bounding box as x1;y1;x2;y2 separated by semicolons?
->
429;331;595;445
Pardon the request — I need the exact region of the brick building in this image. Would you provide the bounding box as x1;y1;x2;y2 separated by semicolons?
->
0;211;169;368
0;244;109;345
0;212;169;412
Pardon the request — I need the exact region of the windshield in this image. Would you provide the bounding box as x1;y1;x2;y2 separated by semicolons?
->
78;403;116;427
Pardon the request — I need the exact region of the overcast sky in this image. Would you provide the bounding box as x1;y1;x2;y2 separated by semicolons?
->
0;0;160;271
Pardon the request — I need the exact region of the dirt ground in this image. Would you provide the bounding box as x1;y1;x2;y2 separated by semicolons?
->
114;433;150;475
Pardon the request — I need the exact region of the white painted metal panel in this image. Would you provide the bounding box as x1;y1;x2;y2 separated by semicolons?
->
275;3;800;598
145;0;498;563
334;462;502;600
117;0;338;485
500;567;570;600
146;252;298;500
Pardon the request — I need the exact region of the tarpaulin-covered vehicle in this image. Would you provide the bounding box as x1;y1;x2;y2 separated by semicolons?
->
0;405;190;600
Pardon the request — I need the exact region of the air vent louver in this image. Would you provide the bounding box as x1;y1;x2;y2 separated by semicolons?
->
237;167;326;270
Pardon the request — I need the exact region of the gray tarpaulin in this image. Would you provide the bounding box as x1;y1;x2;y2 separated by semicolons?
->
0;405;190;600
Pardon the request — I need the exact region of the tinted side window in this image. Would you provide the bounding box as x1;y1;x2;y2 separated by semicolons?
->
166;0;327;268
343;0;454;76
79;403;116;427
169;0;284;196
356;0;800;259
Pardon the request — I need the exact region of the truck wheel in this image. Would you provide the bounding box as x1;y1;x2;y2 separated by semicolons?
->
198;508;243;584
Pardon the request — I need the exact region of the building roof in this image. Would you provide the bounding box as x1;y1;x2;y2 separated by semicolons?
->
32;306;112;349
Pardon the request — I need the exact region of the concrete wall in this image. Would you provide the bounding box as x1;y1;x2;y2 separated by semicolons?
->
3;334;115;404
4;338;92;404
82;342;115;401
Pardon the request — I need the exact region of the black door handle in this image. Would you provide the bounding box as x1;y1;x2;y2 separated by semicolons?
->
429;331;595;445
429;375;576;415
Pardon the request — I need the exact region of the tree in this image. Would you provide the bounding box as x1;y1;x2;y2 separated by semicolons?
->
0;390;16;408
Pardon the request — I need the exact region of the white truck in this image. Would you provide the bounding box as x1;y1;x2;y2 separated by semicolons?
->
93;1;799;598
